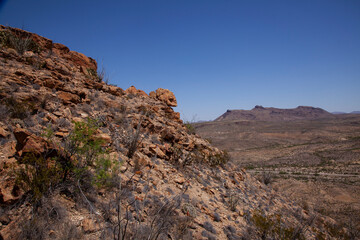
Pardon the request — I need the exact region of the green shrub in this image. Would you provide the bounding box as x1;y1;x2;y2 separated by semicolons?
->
184;122;196;135
64;118;121;188
15;118;121;204
66;118;104;168
93;154;120;188
15;153;63;202
208;150;230;166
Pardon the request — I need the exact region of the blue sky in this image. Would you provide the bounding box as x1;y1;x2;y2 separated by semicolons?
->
1;0;359;120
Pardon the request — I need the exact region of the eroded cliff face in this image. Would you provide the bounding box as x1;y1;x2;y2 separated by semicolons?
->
0;26;333;239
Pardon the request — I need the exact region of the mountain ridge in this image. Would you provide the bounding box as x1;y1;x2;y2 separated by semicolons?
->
215;105;334;121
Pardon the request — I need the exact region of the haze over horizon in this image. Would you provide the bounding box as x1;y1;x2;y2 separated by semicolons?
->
1;0;359;121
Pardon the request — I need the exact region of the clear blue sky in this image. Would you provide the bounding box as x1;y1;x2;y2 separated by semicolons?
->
1;0;359;120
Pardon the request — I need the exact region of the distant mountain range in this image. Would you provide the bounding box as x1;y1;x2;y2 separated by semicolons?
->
215;105;335;121
332;111;360;114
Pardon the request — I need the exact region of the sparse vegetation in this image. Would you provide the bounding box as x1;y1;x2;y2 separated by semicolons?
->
0;28;41;55
228;190;240;212
261;171;273;185
250;210;306;240
208;150;230;166
2;96;36;120
97;65;109;84
15;152;63;202
184;121;196;134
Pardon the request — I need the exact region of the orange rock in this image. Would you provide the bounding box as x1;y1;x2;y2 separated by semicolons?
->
174;177;186;184
97;133;112;145
66;51;97;71
57;91;80;104
154;88;177;107
34;77;64;89
149;145;166;158
53;43;70;55
81;218;98;233
107;85;124;96
55;131;69;138
125;86;148;97
0;183;21;204
13;128;49;156
149;91;156;98
0;126;9;138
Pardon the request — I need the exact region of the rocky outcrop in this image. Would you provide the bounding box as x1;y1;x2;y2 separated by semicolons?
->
0;25;97;72
149;88;177;107
125;85;148;97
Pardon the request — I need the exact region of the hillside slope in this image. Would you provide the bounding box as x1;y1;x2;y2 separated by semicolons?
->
215;105;333;121
0;26;334;239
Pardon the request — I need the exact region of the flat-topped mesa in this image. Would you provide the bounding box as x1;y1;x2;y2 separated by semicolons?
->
216;105;333;121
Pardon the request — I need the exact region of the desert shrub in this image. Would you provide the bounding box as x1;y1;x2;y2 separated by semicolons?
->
119;119;144;159
203;221;217;234
65;118;104;169
208;150;230;166
261;171;273;185
62;118;121;188
86;67;107;83
16;117;119;204
184;121;196;134
93;154;120;188
169;144;195;166
223;225;239;240
138;195;183;240
86;68;97;78
56;117;71;128
228;190;240;212
201;230;216;240
181;202;197;218
17;197;81;240
97;65;109;84
15;153;63;202
250;210;306;240
0;29;41;55
213;212;221;222
2;96;36;119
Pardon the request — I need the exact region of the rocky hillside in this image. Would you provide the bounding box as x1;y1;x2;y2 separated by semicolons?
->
215;105;333;121
0;26;336;239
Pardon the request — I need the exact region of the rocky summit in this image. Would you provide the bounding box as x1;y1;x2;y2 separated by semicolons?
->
0;26;336;239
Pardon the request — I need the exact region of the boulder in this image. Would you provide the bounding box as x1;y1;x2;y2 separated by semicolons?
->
174;176;186;184
0;127;9;138
13;128;49;156
149;145;166;158
97;133;112;145
57;91;81;104
66;51;97;71
107;85;124;96
150;88;177;107
52;43;70;55
125;86;148;97
81;218;99;233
